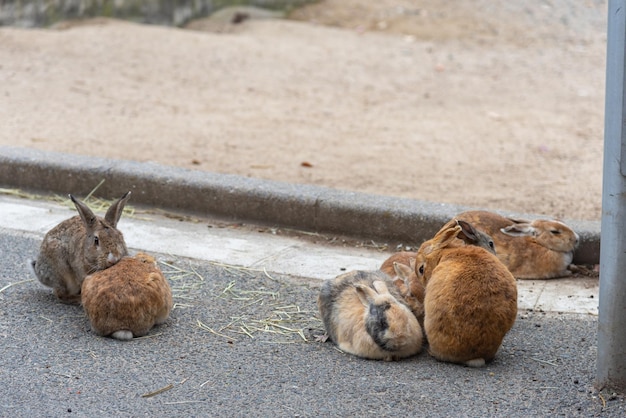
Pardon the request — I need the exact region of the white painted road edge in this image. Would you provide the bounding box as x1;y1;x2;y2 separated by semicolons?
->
0;195;598;315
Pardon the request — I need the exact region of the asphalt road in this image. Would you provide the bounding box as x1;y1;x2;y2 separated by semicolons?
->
0;227;623;417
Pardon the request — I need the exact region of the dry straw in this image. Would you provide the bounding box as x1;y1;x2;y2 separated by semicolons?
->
198;280;322;344
0;181;136;218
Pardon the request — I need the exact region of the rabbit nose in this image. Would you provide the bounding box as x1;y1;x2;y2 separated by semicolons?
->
107;252;119;266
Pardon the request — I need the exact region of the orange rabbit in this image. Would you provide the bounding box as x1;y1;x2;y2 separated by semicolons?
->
454;210;579;279
380;219;497;325
415;222;517;367
81;252;172;340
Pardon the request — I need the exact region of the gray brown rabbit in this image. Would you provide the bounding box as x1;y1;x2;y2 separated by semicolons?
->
31;192;131;304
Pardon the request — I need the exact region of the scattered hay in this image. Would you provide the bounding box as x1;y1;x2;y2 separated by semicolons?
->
218;279;280;302
0;279;34;294
164;400;206;405
530;357;559;367
1;187;329;347
197;281;323;343
158;259;206;310
197;320;236;341
172;302;195;310
207;261;259;278
159;260;204;282
0;182;137;217
0;188;36;199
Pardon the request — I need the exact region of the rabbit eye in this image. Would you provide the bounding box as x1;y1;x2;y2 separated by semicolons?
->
94;236;100;246
551;230;561;235
418;264;425;275
489;241;495;249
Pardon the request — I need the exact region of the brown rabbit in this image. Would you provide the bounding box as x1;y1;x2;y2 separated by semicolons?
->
379;219;496;324
415;222;517;367
318;270;423;361
380;219;496;277
31;192;131;304
454;210;579;279
81;252;172;341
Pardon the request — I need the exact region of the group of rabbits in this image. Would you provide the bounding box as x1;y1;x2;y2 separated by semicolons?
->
318;211;579;366
29;191;579;365
31;192;173;341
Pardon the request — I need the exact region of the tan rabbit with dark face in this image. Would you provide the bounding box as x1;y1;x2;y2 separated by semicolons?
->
415;222;517;367
454;210;579;279
81;252;172;341
318;270;423;361
31;192;131;304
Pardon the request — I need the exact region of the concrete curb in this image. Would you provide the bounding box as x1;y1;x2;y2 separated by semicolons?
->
0;145;600;264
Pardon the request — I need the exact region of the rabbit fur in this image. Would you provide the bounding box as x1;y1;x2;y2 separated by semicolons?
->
380;219;497;325
31;192;131;304
318;270;423;361
415;222;517;367
454;210;579;279
81;252;172;341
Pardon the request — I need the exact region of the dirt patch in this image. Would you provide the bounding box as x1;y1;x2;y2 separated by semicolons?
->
0;0;607;220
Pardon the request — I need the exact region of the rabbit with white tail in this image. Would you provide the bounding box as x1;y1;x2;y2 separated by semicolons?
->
81;252;172;341
31;192;131;304
318;270;423;361
415;222;517;367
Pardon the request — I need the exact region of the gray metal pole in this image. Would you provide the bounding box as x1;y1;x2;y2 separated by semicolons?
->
598;0;626;392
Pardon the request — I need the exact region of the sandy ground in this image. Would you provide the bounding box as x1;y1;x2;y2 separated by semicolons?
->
0;0;607;220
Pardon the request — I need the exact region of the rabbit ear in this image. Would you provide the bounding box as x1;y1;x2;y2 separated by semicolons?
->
507;217;531;225
105;191;131;227
427;225;462;253
371;280;390;295
501;224;536;237
70;194;98;232
393;262;413;289
355;283;377;306
455;219;482;245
